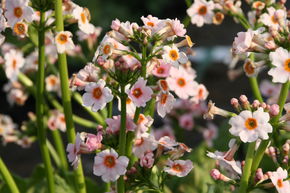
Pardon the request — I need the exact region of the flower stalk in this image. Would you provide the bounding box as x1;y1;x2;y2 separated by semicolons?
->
0;157;19;193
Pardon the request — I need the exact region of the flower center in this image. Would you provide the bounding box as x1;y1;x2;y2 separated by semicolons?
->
172;164;183;172
147;21;155;27
92;87;102;99
126;98;132;104
103;44;111;55
80;12;87;24
160;93;168;104
284;58;290;72
57;34;68;44
137;114;145;124
177;78;186;87
59;115;65;123
49;77;57;86
12;59;17;69
159;80;168;91
135;137;144;146
277;179;284;188
271;15;279;24
245;118;258;130
14;23;26;35
156;67;165;74
169;50;179;61
198;6;207;16
103;155;116;168
244;61;255;75
132;88;143;98
198;88;203;98
14;7;23;18
0;127;3;134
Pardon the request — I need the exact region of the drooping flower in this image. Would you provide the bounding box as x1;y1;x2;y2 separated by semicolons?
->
4;49;25;81
93;149;129;182
82;79;114;112
55;31;75;54
126;77;153;107
268;47;290;83
162;45;187;67
72;6;94;34
186;0;215;27
156;91;175;118
66;133;82;169
229;107;272;143
132;133;157;158
164;159;193;177
140;151;154;168
269;167;290;193
166;66;198;99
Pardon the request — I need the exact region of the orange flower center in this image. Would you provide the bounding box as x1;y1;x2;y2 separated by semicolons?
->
245;118;258;130
277;179;284;188
92;87;102;99
49;78;57;86
198;6;207;16
132;88;142;98
160;93;168;104
177;78;186;87
14;23;26;35
172;164;183;172
156;67;165;74
271;15;279;24
12;59;17;69
169;50;178;61
80;12;87;24
103;155;116;168
126;98;132;104
14;7;23;18
135;137;144;146
147;22;155;27
137;114;145;124
57;34;68;44
244;61;255;75
103;44;111;55
59;115;65;123
159;80;168;91
284;58;290;72
198;88;203;98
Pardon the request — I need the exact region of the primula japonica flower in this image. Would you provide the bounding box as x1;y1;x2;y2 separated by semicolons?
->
0;114;17;139
164;159;193;177
126;78;153;107
269;167;290;193
82;79;113;112
55;31;75;54
136;114;153;134
85;133;102;151
166;66;198;99
93;149;129;182
106;115;136;134
66;133;82;169
0;8;7;32
179;113;194;131
186;0;215;27
47;110;66;132
259;7;286;30
140;151;154;168
45;75;60;92
229;107;273;143
13;21;28;38
4;0;34;27
162;45;187;67
72;6;94;34
132;133;157;158
190;84;208;104
4;49;24;81
268;47;290;83
156;91;175;118
117;97;136;116
151;59;171;78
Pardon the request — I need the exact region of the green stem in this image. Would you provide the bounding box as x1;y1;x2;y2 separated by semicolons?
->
117;84;127;193
36;11;55;193
51;130;68;171
54;0;86;192
0;157;19;193
47;140;61;168
239;142;256;193
249;77;263;102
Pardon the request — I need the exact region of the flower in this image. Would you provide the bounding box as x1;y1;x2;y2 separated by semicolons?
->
93;149;129;182
85;133;102;151
229;107;272;143
232;30;254;55
45;75;60;92
269;167;290;193
47;110;66;132
72;6;94;34
162;45;187;67
117;96;136;116
55;31;75;54
164;159;193;177
0;8;7;32
179;113;194;131
106;115;136;134
126;77;153;107
140;151;154;168
151;59;171;78
141;15;161;33
156;91;175;118
4;49;25;81
166;66;198;99
186;0;214;27
4;0;34;27
136;114;153;134
190;84;209;104
82;79;113;112
268;47;290;83
259;8;286;30
0;114;17;138
13;21;27;37
132;133;157;158
66;133;82;169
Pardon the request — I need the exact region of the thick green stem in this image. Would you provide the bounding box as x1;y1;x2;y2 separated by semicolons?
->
239;142;256;193
249;77;263;102
36;11;55;193
54;0;86;192
117;84;127;193
0;157;19;193
51;130;68;171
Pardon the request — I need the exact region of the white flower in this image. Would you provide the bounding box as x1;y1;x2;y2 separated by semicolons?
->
259;8;286;30
269;167;290;193
268;47;290;83
4;49;24;81
0;8;7;32
82;80;113;112
45;75;60;92
117;96;136;116
93;149;129;182
156;91;175;118
4;0;34;27
0;114;17;138
132;133;157;158
186;0;215;27
229;107;272;143
72;6;94;34
55;31;75;54
164;159;193;177
162;45;187;67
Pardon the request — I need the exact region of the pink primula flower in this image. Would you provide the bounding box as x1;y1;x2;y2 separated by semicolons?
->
164;159;193;177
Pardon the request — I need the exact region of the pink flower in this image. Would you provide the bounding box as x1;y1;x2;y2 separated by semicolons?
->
47;110;66;132
106;115;136;134
132;133;157;158
141;15;161;33
164;159;193;177
156;91;175;118
126;77;153;107
140;151;154;168
232;30;254;55
111;19;121;31
66;133;82;169
93;149;129;182
169;18;186;37
203;123;218;147
158;136;178;150
86;133;102;151
166;67;198;99
154;126;175;140
179;113;194;131
152;59;171;78
136;114;153;134
269;167;290;193
190;84;209;104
